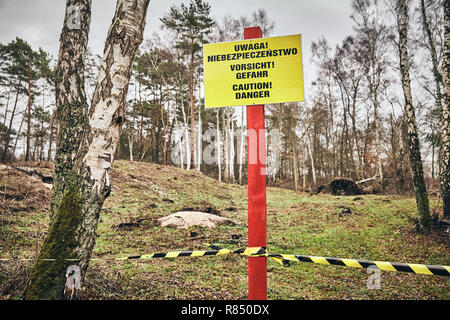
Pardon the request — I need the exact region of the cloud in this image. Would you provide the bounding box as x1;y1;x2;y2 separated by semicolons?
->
0;0;354;100
0;0;65;55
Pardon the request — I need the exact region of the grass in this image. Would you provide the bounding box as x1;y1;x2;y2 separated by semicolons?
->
0;160;449;299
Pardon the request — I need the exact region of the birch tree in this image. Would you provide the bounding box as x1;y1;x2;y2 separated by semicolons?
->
24;0;150;299
441;0;450;218
50;0;91;221
420;0;443;112
395;0;431;228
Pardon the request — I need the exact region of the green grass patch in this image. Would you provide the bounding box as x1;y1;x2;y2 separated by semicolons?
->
1;161;448;300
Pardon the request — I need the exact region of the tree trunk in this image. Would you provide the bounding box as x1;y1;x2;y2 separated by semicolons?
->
307;135;316;187
189;50;195;169
47;111;56;161
366;24;384;186
162;99;169;165
223;109;229;181
181;99;190;169
24;0;149;300
398;115;407;191
441;0;450;218
50;0;91;222
39;119;45;161
302;141;306;190
12;112;25;159
351;81;363;179
0;85;12;159
2;90;19;161
0;85;12;141
420;0;443;110
196;103;202;171
292;134;299;191
138;81;143;159
174;110;183;169
25;71;32;162
128;131;134;162
165;105;173;166
373;95;383;185
398;0;431;228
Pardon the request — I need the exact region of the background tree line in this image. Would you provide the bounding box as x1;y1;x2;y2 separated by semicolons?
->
0;0;448;222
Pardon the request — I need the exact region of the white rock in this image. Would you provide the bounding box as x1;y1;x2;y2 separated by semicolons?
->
158;211;234;229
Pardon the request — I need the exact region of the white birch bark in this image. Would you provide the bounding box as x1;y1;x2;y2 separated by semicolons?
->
74;0;150;273
128;131;133;162
397;0;430;227
174;112;184;169
50;0;91;221
25;0;150;299
181;101;191;170
441;0;450;217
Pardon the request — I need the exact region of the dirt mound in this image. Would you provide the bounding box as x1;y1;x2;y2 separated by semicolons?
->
317;178;363;196
0;164;51;213
158;211;235;229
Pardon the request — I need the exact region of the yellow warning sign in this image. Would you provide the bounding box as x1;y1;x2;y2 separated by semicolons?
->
203;34;304;108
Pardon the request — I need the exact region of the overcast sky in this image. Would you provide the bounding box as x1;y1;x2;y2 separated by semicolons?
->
0;0;355;95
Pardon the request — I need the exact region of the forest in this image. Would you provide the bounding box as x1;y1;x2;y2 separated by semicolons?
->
0;0;448;301
1;1;449;205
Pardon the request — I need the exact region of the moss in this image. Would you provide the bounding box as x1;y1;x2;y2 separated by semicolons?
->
23;180;84;300
51;100;88;220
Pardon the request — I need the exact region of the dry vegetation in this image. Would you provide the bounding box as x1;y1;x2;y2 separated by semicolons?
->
0;160;449;300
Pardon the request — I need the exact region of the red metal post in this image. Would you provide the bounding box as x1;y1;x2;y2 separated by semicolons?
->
244;26;267;300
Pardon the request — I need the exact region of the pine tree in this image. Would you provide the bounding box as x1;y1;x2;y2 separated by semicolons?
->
161;0;214;169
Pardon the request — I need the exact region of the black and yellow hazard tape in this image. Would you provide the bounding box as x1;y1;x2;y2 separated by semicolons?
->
0;246;263;262
208;246;450;276
1;246;449;276
119;247;232;260
266;252;450;276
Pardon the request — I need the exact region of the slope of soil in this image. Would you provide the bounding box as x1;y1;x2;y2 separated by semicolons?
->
0;160;448;300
